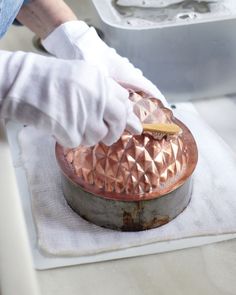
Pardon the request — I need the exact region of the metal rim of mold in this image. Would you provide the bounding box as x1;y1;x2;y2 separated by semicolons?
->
61;171;193;231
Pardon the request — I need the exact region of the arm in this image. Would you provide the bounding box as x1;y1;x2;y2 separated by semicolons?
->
0;50;141;147
17;0;168;105
16;0;77;39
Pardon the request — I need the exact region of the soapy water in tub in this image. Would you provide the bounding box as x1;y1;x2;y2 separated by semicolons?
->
113;0;236;26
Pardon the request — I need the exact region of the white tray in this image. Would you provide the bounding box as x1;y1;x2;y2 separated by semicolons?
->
5;115;236;270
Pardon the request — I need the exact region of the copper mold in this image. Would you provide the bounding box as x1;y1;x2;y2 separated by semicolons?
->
56;89;198;231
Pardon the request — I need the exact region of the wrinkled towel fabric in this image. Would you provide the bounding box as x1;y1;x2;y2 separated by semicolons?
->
18;103;236;256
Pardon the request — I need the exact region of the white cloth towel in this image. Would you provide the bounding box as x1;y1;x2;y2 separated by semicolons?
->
18;103;236;257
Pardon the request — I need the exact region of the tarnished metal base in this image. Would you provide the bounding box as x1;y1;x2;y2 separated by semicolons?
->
62;174;193;231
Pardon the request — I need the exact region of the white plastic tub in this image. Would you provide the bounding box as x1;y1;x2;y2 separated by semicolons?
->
91;0;236;101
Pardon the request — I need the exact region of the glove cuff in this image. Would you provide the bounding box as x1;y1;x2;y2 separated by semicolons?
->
42;20;90;59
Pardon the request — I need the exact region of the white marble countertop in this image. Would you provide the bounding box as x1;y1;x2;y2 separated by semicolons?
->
0;1;236;294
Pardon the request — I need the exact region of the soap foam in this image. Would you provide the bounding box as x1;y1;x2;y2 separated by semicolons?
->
113;0;236;27
116;0;218;8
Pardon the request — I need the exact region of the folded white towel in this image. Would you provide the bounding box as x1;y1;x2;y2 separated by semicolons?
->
18;103;236;257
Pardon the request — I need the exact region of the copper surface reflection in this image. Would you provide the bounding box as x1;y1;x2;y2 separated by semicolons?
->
56;91;198;201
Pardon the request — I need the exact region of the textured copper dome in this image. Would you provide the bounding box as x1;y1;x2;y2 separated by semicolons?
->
56;90;198;202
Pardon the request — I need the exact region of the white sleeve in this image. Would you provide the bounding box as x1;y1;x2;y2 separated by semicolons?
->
0;50;141;147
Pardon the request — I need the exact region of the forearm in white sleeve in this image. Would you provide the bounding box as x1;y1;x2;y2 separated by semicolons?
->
0;50;142;147
42;21;169;106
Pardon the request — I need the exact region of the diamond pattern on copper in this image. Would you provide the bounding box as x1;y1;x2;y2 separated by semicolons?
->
64;92;189;197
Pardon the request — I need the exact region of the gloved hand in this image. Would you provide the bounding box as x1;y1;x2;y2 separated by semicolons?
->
42;20;168;106
0;50;142;147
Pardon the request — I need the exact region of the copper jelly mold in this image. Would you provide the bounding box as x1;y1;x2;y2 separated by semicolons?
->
56;89;198;231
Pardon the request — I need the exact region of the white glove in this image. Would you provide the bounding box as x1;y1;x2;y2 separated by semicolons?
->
0;50;142;147
42;20;168;106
